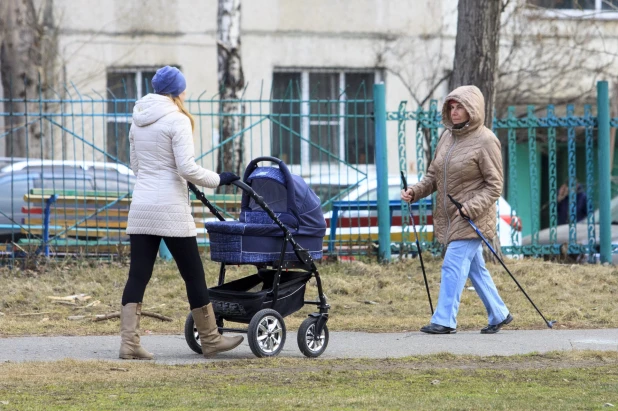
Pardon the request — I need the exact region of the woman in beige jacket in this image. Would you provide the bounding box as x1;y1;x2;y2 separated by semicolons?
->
401;85;512;334
119;66;243;359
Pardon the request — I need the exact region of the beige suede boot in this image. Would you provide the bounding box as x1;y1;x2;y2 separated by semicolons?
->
191;303;244;358
119;303;154;360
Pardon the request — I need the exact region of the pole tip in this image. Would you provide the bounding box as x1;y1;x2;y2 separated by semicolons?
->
547;320;557;329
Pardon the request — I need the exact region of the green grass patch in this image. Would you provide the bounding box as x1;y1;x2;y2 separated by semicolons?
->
0;352;617;410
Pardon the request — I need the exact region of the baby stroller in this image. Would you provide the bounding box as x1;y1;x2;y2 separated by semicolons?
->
184;156;330;358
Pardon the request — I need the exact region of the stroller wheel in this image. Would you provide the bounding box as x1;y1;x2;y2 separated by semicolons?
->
247;309;286;358
297;316;329;358
184;312;202;354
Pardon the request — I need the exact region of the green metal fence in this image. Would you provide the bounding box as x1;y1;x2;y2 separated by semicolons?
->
1;77;616;263
0;78;379;262
389;81;617;263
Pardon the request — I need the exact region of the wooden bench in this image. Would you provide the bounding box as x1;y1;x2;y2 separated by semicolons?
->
17;189;242;256
327;199;434;253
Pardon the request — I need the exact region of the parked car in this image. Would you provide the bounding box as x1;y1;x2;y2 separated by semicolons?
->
306;174;522;250
0;166;135;241
0;157;28;170
1;159;134;176
522;195;618;264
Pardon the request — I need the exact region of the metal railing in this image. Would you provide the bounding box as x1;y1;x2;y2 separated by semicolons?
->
1;78;616;263
0;79;379;261
389;81;617;263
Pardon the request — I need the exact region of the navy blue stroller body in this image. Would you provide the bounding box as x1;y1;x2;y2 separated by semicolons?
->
184;157;331;358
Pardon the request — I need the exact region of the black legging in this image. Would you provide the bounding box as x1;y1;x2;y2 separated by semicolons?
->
121;234;210;309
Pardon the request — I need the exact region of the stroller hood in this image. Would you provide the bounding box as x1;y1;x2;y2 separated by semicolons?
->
241;166;326;237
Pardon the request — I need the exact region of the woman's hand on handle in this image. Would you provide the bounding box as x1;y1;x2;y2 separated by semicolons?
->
218;172;240;186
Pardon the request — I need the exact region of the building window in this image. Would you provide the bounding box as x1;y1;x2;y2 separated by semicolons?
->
271;69;378;166
528;0;618;11
106;68;158;164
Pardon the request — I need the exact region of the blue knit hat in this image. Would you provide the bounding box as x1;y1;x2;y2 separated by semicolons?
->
151;66;186;97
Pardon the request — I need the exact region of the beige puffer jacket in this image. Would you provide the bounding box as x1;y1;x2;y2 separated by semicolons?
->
126;94;221;237
410;85;503;245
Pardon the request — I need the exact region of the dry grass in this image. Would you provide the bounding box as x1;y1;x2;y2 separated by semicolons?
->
0;255;617;336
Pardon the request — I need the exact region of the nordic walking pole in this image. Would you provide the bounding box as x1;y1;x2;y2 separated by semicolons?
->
401;171;434;315
447;194;556;329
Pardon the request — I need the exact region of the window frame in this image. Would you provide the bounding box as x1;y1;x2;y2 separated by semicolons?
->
106;67;160;164
271;68;382;168
526;0;618;19
106;67;159;123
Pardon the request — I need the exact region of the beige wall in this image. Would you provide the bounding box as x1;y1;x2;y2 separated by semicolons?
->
48;0;457;175
31;0;618;176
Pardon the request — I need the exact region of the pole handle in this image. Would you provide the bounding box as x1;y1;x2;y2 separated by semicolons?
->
400;171;408;191
446;194;470;220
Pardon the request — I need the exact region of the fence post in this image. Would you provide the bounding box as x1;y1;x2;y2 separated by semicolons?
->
42;195;58;258
597;81;612;264
159;240;173;261
374;83;390;262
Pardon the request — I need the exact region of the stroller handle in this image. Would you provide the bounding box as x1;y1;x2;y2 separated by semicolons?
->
187;182;226;221
245;156;285;168
243;156;293;184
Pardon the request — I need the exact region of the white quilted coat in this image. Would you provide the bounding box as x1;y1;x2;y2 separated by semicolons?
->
126;94;220;237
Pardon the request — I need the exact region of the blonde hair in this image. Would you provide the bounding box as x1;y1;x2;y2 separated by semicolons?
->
166;95;195;132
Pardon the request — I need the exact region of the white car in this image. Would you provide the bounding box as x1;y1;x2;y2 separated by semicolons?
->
306;174;522;250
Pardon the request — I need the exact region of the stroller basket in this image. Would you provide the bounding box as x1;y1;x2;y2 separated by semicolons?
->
209;269;312;323
207;223;323;264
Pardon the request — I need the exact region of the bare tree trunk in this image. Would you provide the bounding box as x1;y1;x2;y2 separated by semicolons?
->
41;0;57;100
216;0;245;192
41;0;57;158
449;0;502;129
450;0;504;262
0;0;46;159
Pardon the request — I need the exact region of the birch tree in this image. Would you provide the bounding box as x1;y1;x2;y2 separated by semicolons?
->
216;0;245;190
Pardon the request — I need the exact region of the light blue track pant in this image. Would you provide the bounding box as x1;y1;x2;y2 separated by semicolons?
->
430;239;509;329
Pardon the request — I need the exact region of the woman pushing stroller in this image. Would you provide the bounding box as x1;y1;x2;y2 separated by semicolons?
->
119;66;243;360
401;85;513;335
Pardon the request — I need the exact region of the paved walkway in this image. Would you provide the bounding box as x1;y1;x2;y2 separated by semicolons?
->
1;329;617;364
